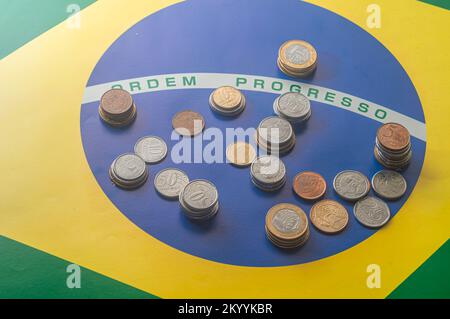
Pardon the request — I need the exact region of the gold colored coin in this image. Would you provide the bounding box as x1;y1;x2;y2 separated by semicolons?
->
265;203;308;241
310;199;348;234
226;142;256;167
279;40;317;71
212;86;242;110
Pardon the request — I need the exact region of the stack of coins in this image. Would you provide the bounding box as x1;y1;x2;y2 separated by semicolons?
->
256;116;295;155
209;86;246;116
109;153;148;189
99;89;137;127
250;155;286;192
179;179;219;221
277;40;317;78
265;203;310;249
333;170;370;201
375;123;412;170
273;92;312;124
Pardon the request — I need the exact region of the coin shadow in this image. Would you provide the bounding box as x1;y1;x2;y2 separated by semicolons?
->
178;208;218;234
210;110;242;122
265;240;305;255
292;120;310;137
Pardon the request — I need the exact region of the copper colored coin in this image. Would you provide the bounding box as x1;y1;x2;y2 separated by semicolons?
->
377;123;410;151
100;89;133;116
293;171;326;200
172;110;205;137
310;200;348;234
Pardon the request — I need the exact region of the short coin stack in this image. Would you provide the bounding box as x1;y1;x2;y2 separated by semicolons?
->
375;123;412;170
265;203;310;249
256;116;295;155
273;92;311;124
277;40;318;78
109;153;148;189
250;155;286;192
209;86;246;116
179;179;219;221
99;89;137;127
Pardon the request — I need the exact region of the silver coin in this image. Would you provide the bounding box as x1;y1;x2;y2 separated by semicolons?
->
272;209;301;234
154;168;189;199
258;116;293;145
181;179;218;211
251;156;286;186
333;170;370;201
372;170;407;200
134;136;167;164
113;153;147;181
354;196;390;228
284;43;311;65
277;92;311;119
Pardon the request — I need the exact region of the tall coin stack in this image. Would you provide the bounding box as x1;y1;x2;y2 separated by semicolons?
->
99;89;137;127
209;86;246;116
375;123;412;170
256;116;295;155
179;180;219;221
250;155;286;192
273;92;312;124
109;153;148;189
265;203;310;249
277;40;317;78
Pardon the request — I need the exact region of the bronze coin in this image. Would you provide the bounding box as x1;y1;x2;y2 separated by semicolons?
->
310;200;348;234
212;86;242;110
226;142;256;167
99;89;133;116
293;171;326;200
377;123;410;151
172;110;205;137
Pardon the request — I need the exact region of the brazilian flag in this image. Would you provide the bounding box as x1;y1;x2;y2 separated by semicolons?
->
0;0;449;299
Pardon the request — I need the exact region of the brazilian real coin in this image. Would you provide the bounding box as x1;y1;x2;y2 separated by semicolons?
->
310;200;348;234
154;168;189;200
273;92;311;123
226;142;257;167
109;153;148;189
371;170;407;200
333;170;371;201
134;136;168;164
179;179;219;221
353;196;391;228
265;203;310;249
